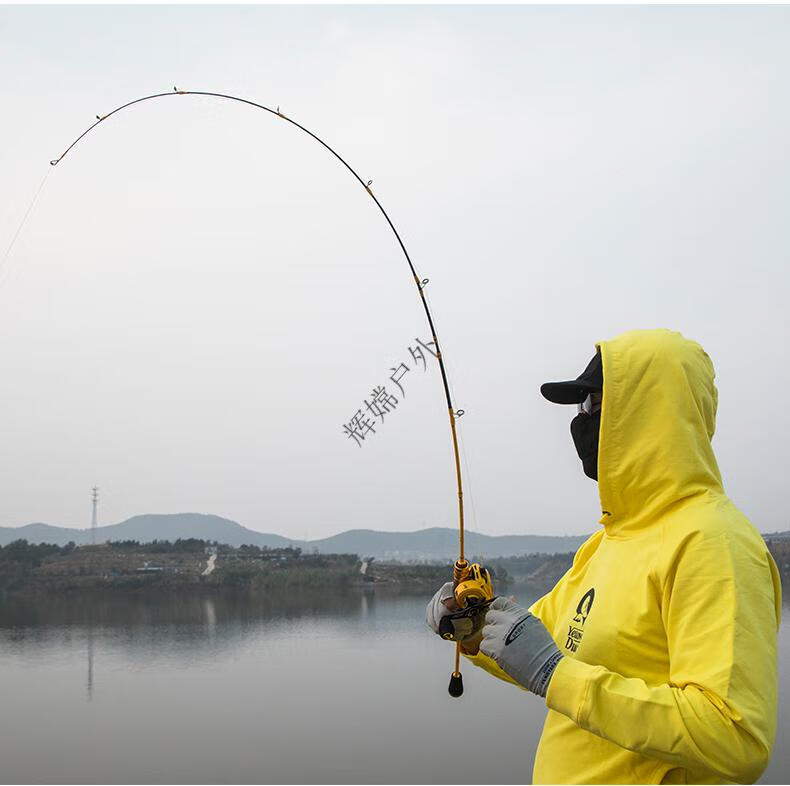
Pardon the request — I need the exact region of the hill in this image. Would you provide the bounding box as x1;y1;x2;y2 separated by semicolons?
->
0;514;298;550
0;513;589;560
310;527;588;561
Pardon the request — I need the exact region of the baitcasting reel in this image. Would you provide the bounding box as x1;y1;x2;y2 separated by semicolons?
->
443;559;495;697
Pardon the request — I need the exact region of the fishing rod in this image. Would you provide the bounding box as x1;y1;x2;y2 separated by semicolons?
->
49;87;491;696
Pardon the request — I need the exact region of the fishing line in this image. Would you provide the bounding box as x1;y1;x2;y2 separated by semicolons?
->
443;369;480;541
0;169;51;291
456;413;480;537
420;283;479;535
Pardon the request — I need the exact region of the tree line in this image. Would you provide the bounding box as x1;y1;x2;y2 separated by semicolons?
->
0;539;76;568
0;538;305;565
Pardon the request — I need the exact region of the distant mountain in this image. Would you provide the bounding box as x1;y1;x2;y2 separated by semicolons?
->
310;527;589;561
0;514;300;550
0;513;588;559
3;513;784;560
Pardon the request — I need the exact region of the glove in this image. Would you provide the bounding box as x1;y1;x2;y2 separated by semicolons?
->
425;581;486;643
479;596;563;698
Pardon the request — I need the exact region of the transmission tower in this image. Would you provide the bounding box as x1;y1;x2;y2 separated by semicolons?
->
91;486;99;545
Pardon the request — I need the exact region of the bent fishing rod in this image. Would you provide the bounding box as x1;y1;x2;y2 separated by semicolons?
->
49;88;491;696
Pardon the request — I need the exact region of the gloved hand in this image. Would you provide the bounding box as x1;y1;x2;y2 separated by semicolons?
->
479;596;563;698
425;581;486;643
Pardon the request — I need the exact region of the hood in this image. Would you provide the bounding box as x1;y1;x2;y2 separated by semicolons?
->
596;329;723;536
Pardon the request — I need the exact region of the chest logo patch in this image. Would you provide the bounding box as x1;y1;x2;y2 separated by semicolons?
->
566;588;595;653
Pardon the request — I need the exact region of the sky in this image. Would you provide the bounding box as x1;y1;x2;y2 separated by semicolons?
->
0;5;788;539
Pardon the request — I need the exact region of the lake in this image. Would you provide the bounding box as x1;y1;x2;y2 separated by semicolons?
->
0;586;787;784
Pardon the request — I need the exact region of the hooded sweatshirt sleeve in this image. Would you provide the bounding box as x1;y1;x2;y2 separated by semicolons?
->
545;526;781;784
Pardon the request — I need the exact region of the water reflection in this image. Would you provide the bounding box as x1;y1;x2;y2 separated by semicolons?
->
0;587;374;630
0;587;428;695
0;584;786;785
86;624;94;702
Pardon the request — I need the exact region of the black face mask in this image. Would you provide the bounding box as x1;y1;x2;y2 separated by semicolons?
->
570;410;601;481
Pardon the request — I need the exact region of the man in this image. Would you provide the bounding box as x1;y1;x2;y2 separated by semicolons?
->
426;328;781;784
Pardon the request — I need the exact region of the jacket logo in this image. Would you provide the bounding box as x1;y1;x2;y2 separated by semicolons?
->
566;588;595;653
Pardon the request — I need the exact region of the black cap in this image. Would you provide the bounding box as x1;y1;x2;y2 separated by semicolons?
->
541;351;603;405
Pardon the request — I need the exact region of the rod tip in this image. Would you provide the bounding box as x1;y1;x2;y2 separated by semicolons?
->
448;673;463;698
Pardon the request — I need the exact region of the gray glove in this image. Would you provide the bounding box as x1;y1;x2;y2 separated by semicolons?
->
479;596;563;697
425;582;485;642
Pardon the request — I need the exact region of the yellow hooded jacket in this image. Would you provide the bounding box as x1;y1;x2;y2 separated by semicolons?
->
465;329;781;784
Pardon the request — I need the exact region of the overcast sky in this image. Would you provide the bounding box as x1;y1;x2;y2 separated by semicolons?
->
1;5;788;539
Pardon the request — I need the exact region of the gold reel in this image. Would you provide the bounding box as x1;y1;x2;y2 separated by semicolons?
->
454;561;494;608
448;559;495;697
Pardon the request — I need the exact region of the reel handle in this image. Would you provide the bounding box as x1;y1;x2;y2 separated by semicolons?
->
439;615;455;641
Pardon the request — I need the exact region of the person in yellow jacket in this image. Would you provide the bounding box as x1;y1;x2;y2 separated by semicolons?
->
426;328;781;784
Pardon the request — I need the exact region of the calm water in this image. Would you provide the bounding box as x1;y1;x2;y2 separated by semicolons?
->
0;586;787;784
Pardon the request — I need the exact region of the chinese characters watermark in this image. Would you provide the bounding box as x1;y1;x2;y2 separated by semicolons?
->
342;337;437;447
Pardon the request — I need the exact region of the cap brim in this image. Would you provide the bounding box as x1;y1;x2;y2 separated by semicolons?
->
540;380;600;405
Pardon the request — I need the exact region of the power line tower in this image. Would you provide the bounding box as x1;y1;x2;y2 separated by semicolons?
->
91;486;99;545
